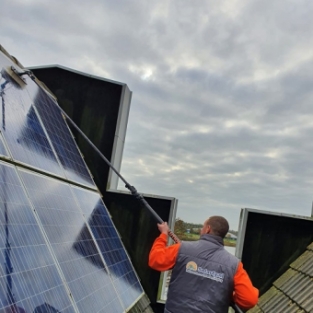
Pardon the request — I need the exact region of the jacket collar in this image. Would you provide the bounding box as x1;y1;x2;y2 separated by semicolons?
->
200;233;224;246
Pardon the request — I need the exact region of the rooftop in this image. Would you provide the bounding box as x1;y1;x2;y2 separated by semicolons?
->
248;241;313;313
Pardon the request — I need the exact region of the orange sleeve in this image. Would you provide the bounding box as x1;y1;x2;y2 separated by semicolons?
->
148;233;180;271
233;261;259;310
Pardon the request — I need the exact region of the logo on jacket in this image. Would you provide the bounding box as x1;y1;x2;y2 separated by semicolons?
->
186;261;198;272
185;261;224;283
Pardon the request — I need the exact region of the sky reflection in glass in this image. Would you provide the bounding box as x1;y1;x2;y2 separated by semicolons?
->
0;50;144;312
0;57;64;177
19;169;125;313
0;162;76;313
72;187;144;309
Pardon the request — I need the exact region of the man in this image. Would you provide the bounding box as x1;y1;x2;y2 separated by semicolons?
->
149;216;258;313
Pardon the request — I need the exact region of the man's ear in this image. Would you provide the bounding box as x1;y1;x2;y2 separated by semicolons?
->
206;225;211;234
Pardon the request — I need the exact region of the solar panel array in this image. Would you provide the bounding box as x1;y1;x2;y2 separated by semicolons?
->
0;51;143;312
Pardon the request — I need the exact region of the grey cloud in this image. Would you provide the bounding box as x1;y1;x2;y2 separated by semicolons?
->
3;0;313;230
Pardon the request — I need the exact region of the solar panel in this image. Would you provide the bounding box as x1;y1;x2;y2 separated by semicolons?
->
71;187;144;309
0;52;95;188
0;162;76;313
0;59;64;178
0;49;145;312
28;80;95;188
19;169;125;313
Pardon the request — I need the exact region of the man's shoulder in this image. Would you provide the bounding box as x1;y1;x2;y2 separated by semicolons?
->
217;249;240;272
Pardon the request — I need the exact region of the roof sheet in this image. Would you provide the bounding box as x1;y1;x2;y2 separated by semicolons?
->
247;241;313;313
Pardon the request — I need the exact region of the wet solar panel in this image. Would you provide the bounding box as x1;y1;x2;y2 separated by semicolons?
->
0;50;144;312
0;162;76;313
32;87;96;188
19;169;125;313
0;61;64;178
71;187;143;309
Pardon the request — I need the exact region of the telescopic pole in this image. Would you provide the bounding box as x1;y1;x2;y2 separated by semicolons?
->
58;105;244;313
22;71;243;313
58;105;181;244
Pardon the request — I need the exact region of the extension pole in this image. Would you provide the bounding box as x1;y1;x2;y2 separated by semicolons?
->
57;105;181;244
58;105;244;313
6;67;244;313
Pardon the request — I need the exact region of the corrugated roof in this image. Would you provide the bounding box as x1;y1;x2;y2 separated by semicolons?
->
247;241;313;313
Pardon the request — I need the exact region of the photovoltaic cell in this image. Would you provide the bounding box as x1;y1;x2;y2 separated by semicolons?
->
0;162;76;313
72;187;144;309
19;169;125;313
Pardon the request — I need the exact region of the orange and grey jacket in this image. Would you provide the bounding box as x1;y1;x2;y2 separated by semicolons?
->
149;233;259;312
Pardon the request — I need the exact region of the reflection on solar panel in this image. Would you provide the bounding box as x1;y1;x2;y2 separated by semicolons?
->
71;187;143;309
0;162;76;313
0;50;144;312
0;134;8;157
0;67;64;178
32;87;95;188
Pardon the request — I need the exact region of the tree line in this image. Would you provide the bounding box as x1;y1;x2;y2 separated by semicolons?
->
174;218;238;239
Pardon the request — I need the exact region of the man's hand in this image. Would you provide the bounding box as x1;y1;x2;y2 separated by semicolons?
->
157;222;169;234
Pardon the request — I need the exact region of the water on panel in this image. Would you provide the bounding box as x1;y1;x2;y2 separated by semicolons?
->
25;77;95;188
0;162;76;313
0;56;65;178
72;187;144;310
0;48;145;313
19;169;124;313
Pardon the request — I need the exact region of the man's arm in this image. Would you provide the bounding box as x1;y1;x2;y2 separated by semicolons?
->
148;222;180;271
233;262;259;310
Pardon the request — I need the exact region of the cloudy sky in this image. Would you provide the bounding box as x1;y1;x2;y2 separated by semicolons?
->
2;0;313;230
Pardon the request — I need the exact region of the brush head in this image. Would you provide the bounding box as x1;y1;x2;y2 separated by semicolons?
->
1;65;28;89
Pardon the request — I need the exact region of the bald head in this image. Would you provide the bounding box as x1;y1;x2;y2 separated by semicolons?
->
202;216;229;238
